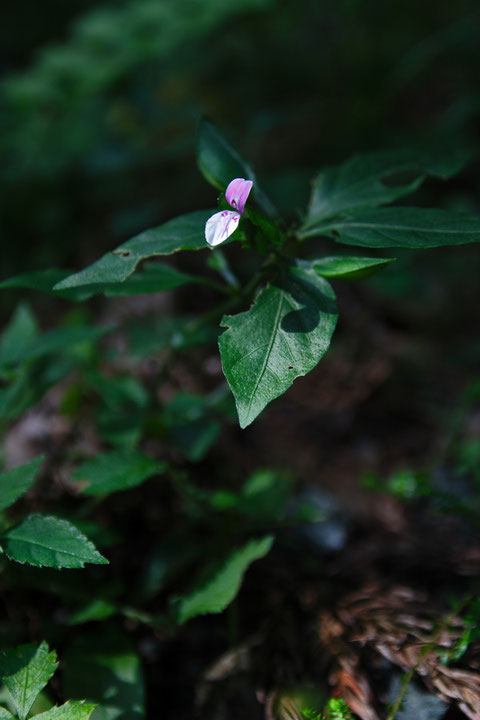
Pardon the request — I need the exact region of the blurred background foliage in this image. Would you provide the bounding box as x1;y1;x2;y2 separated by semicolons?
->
1;0;480;288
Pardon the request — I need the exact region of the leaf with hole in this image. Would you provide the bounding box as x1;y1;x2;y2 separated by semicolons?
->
219;263;338;427
55;211;212;290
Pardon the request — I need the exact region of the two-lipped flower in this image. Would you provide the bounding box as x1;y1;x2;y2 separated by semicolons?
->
205;178;253;247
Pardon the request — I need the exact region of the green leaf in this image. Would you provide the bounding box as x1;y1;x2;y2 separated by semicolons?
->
0;708;14;719
301;145;468;230
0;270;94;302
0;641;58;720
300;207;480;248
63;631;145;720
0;264;199;300
174;535;274;624
219;263;338;428
197;118;256;192
68;599;117;625
0;456;44;512
34;701;97;720
1;514;109;568
163;392;220;462
72;451;165;496
101;262;200;295
0;303;38;367
55;210;212;290
312;255;395;279
197;118;277;218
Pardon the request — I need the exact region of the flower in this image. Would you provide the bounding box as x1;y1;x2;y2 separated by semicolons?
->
205;177;253;247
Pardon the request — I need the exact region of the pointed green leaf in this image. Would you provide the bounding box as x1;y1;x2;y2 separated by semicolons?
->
72;451;165;496
101;263;200;295
34;701;97;720
219;263;338;428
0;456;44;512
0;303;38;367
0;270;93;301
175;535;274;624
55;210;212;290
301;145;468;231
197;118;277;217
312;255;395;279
197;118;256;192
299;207;480;248
0;265;201;300
0;641;58;720
0;707;14;719
1;514;108;568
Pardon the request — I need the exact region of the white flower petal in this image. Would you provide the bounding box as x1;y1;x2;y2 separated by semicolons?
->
205;210;241;247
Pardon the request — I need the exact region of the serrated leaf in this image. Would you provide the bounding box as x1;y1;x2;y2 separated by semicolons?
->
219;263;338;428
299;207;480;248
1;514;108;568
0;456;44;512
0;303;38;367
0;641;58;720
301;145;468;230
175;535;274;624
311;255;395;279
55;210;212;290
34;701;97;720
197;118;277;218
72;451;165;496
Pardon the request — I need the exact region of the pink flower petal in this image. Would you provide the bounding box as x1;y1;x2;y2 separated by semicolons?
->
225;178;253;215
205;210;241;247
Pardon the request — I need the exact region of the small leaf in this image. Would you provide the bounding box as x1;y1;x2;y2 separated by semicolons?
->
0;455;44;512
68;599;117;625
1;514;108;568
0;708;14;719
312;255;395;279
219;263;338;428
301;145;468;230
175;535;274;624
72;451;165;496
197;118;277;218
55;210;212;290
34;701;97;720
0;641;58;720
0;303;38;367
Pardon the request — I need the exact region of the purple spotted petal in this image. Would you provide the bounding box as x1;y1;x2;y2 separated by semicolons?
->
225;178;253;215
205;210;241;247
